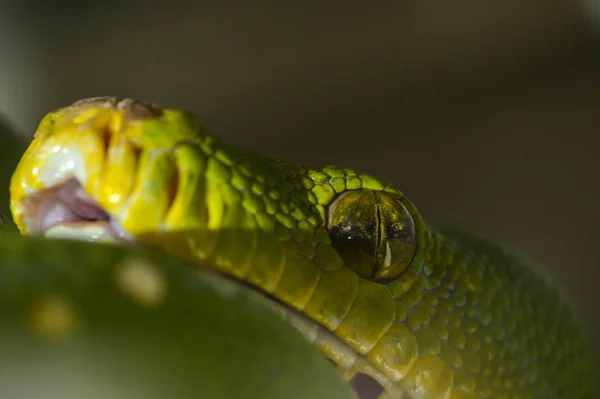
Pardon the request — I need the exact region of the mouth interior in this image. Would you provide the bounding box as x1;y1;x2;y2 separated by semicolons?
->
24;179;128;242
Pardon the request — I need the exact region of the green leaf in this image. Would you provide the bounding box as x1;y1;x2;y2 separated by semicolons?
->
0;232;356;399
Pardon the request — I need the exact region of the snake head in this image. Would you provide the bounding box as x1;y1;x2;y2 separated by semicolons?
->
9;97;207;243
10;97;440;398
11;97;422;272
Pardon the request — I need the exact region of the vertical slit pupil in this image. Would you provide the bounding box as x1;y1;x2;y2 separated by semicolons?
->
373;193;384;278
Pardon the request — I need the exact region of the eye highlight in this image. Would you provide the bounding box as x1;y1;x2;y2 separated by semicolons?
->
327;190;416;283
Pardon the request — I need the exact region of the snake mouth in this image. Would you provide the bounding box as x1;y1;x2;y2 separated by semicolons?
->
22;178;133;243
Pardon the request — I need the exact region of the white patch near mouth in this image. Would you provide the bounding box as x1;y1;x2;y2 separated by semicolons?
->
38;145;88;189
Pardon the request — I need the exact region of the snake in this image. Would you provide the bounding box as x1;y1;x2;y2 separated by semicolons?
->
6;97;597;399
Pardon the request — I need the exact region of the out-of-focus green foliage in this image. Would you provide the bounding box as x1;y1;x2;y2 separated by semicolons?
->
0;232;357;399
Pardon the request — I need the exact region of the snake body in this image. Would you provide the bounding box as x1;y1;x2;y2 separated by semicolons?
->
8;97;597;398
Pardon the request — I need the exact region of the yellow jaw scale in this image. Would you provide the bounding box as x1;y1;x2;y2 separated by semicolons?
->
9;97;597;399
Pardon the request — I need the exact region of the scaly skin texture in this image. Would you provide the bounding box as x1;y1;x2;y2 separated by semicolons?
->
10;97;597;399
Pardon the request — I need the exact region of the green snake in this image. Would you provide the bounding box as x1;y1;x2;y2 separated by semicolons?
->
4;97;597;398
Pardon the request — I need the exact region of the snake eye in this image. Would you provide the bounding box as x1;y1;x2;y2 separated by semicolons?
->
327;190;416;283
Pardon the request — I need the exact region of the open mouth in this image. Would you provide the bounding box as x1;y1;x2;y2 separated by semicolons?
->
23;178;132;243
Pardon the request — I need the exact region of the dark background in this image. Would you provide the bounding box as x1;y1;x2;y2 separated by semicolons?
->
2;1;599;396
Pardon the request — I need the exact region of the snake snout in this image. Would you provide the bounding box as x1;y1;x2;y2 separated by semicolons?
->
8;100;158;237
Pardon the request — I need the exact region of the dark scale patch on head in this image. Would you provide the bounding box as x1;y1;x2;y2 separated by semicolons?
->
70;96;163;120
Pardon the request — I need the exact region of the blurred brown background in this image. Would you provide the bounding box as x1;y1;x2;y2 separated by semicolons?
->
1;0;599;395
